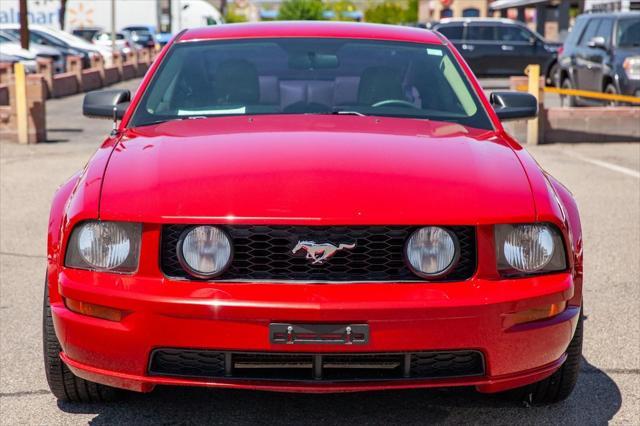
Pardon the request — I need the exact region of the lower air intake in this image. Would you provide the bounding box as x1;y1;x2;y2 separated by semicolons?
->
148;349;485;382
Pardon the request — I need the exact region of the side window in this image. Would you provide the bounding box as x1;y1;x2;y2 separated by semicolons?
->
578;19;601;46
595;18;613;45
462;8;480;18
497;26;532;43
466;25;496;41
437;25;464;41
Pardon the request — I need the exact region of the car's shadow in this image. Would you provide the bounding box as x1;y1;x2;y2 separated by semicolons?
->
57;358;620;425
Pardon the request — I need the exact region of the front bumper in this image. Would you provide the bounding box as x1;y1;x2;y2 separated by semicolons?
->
52;269;580;394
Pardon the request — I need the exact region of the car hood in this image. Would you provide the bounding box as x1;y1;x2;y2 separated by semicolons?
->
0;43;36;60
100;115;536;225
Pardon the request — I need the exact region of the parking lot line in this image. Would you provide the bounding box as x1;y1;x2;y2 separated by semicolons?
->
562;151;640;179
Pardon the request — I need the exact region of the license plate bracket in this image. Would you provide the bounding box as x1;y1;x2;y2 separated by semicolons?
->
269;323;369;345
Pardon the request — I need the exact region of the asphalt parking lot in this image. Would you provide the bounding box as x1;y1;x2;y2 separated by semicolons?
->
1;78;638;425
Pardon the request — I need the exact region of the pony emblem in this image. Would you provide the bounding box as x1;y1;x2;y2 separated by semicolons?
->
292;241;356;265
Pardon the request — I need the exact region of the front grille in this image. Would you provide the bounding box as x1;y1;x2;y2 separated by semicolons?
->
148;349;485;382
160;225;476;282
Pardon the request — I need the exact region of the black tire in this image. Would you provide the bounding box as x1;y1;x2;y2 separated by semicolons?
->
547;62;559;87
507;309;583;405
43;282;120;402
561;78;577;107
604;83;619;107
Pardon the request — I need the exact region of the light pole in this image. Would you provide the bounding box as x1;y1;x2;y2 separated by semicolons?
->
19;0;29;50
111;0;116;52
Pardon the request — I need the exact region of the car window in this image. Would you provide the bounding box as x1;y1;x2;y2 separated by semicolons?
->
436;25;464;41
466;25;496;41
616;17;640;47
130;38;493;131
0;34;11;43
564;17;588;47
578;19;601;46
497;26;532;43
595;18;614;45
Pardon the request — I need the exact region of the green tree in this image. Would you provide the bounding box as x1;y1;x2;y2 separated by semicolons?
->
364;1;406;25
331;0;357;21
364;0;418;25
405;0;419;24
278;0;325;21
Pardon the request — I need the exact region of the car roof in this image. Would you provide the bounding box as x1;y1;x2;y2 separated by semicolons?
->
178;21;444;45
436;18;522;25
578;11;640;19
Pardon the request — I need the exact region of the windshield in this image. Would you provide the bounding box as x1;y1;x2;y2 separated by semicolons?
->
617;18;640;47
130;38;492;130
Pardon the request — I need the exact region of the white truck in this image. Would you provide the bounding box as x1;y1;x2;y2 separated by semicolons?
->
0;0;223;33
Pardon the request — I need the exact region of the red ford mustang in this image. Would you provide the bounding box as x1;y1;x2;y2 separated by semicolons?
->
44;22;583;404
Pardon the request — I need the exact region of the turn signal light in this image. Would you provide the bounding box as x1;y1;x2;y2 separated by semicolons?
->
65;298;124;322
504;301;566;328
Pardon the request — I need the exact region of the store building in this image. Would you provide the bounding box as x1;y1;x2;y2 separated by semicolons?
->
419;0;491;21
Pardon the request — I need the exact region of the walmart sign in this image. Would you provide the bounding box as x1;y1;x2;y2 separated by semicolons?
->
0;1;62;28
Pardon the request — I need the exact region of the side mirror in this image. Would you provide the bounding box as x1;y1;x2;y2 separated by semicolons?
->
490;91;538;121
588;36;607;49
82;89;131;119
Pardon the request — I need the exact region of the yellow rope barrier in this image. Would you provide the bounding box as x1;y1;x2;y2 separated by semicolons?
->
515;84;640;104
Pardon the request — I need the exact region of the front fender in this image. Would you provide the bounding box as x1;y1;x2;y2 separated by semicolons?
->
47;139;121;300
47;172;81;302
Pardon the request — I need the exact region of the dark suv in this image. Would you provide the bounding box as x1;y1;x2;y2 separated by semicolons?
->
558;12;640;105
432;18;561;84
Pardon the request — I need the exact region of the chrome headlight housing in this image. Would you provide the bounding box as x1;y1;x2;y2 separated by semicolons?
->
623;56;640;80
405;226;459;278
177;226;232;279
65;221;142;273
495;224;567;276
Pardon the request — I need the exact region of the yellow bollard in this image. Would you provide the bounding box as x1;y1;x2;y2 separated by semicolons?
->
524;64;540;145
14;62;29;144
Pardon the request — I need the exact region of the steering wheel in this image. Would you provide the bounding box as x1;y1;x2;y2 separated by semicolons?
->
371;99;419;109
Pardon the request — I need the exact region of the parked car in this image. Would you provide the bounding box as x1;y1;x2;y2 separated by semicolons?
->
0;30;65;73
45;22;583;406
0;24;113;68
121;24;171;47
0;49;37;73
432;18;561;85
92;31;136;57
557;12;640;106
121;26;158;49
72;27;104;43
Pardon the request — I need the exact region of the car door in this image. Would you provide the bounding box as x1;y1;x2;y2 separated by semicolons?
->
464;23;500;75
496;24;538;75
574;18;601;90
582;18;614;92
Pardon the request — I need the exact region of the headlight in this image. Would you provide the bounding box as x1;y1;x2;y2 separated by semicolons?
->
178;226;232;279
405;227;459;278
65;221;141;272
495;224;566;276
623;56;640;80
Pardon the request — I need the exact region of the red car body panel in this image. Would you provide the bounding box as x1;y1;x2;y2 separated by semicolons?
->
47;22;583;395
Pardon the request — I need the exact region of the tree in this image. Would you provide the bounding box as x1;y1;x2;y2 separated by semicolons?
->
278;0;325;21
331;0;357;21
364;1;405;24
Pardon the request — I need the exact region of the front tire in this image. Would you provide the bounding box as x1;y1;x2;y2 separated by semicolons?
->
604;83;619;107
561;78;578;107
43;281;120;402
508;309;583;405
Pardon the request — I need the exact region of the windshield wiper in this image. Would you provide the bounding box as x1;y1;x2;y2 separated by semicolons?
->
138;115;209;127
332;110;367;117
